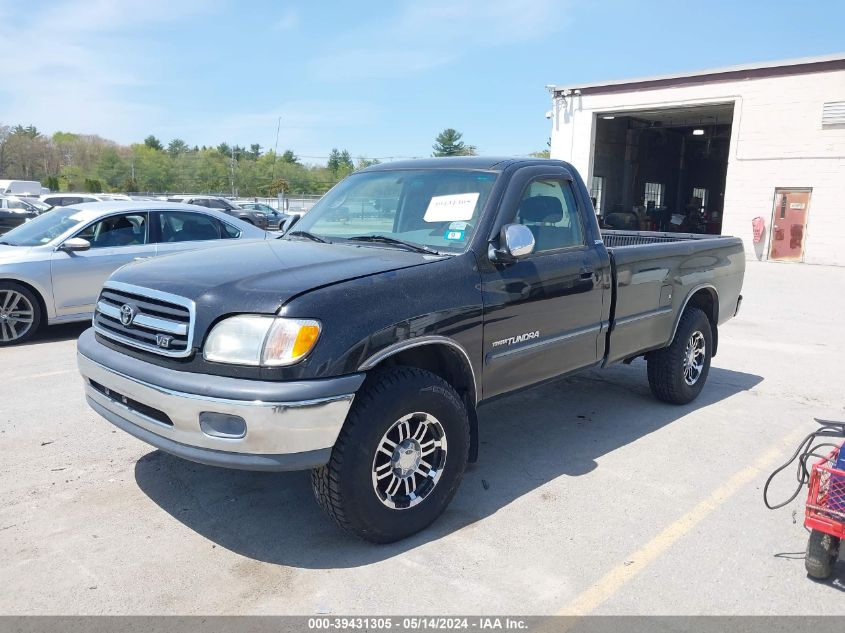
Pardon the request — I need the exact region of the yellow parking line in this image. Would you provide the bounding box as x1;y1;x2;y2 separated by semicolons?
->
557;428;805;616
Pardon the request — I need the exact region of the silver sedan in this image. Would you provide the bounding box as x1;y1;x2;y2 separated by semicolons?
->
0;201;268;345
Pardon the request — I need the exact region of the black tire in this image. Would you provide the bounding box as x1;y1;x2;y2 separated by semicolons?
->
311;366;470;543
647;306;712;405
805;529;840;580
0;281;42;346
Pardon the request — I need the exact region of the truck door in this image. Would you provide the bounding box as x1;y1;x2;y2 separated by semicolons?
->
480;168;608;399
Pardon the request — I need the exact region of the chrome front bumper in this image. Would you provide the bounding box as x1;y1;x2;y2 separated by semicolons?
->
77;330;363;471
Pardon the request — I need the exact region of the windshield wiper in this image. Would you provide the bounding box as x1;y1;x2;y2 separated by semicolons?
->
347;235;441;255
0;241;15;246
286;230;330;244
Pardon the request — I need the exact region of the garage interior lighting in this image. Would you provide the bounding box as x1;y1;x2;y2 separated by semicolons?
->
692;128;705;135
602;115;615;120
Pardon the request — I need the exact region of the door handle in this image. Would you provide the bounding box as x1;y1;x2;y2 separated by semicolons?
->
133;256;151;261
580;268;594;279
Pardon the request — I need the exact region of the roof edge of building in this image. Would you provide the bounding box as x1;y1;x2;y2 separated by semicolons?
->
550;53;845;96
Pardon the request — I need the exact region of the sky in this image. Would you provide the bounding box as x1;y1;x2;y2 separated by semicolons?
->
0;0;843;162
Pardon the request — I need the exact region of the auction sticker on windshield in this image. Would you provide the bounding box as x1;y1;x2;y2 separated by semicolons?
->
424;193;479;222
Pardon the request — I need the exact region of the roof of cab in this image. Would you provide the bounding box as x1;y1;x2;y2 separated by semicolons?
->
361;156;568;172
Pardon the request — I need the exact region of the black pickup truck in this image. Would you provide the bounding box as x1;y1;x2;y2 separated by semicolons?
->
77;157;745;542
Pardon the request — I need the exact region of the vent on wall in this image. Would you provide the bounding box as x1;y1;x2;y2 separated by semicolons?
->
822;101;845;126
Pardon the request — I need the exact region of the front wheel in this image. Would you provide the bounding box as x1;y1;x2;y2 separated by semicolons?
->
647;306;712;405
311;367;470;543
0;282;41;346
805;529;840;580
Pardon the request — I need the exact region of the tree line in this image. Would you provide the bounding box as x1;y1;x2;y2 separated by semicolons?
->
0;124;381;196
0;124;493;196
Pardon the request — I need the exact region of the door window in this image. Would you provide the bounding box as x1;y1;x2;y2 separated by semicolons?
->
205;198;230;210
76;213;148;248
515;179;584;253
157;211;238;242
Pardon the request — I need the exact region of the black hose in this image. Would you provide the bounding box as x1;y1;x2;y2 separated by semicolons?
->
763;419;845;510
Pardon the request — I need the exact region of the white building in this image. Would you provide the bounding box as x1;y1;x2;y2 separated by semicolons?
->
548;54;845;265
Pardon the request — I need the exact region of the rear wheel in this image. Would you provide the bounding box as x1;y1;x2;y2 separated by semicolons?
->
0;282;41;346
311;367;469;543
647;307;712;404
805;529;840;580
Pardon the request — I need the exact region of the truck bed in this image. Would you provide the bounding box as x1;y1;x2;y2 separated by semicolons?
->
599;229;746;366
601;229;733;248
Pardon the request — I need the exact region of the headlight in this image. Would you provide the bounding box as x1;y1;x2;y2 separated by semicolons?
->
203;316;321;366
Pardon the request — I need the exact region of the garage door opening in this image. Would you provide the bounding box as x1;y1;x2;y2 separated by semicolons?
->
591;103;734;234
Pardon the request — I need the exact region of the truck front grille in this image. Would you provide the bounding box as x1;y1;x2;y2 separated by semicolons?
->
93;282;195;358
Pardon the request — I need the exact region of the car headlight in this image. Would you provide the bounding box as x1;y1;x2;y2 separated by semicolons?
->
203;316;321;366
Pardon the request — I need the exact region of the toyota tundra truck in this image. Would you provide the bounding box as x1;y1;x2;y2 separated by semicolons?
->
77;157;745;542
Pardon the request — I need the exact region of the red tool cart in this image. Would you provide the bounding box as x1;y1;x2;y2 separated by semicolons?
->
804;444;845;579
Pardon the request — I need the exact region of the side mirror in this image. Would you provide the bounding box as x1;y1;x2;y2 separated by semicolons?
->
489;224;535;263
59;237;91;252
282;214;301;234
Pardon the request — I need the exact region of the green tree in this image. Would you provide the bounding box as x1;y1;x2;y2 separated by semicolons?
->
355;157;381;170
280;149;299;164
144;135;163;151
216;142;232;156
327;148;341;175
338;149;354;172
45;175;60;191
96;148;129;189
432;128;474;156
12;124;40;139
84;178;104;193
167;138;188;157
266;177;290;197
122;177;139;192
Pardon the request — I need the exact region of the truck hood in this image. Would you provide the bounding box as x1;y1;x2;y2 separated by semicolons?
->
109;238;440;316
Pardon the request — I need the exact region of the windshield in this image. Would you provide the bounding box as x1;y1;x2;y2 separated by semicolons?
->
0;206;93;246
289;169;498;253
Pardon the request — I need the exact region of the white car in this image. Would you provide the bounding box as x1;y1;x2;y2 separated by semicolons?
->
0;201;269;345
40;193;112;207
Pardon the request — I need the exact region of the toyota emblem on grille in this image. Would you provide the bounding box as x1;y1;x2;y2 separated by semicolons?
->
119;304;136;326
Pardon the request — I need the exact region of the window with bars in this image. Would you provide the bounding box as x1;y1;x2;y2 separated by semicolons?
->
644;182;664;208
692;187;708;210
590;176;604;214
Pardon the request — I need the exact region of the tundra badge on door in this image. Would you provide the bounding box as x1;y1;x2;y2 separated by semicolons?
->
491;330;540;348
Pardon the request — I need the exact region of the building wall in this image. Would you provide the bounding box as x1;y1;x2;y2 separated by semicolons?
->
549;68;845;265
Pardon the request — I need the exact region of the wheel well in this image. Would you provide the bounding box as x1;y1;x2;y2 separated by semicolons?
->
375;344;479;462
685;288;719;356
1;279;47;327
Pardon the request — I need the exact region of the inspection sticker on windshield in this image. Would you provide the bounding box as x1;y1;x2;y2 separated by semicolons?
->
424;193;479;222
445;230;465;241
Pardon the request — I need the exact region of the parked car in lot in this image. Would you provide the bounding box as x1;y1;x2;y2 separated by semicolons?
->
0;196;44;234
77;157;745;542
40;193;111;207
0;201;267;345
0;180;43;196
166;195;269;230
237;201;288;230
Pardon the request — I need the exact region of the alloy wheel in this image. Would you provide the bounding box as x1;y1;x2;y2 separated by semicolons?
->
683;330;706;385
371;412;448;510
0;289;35;343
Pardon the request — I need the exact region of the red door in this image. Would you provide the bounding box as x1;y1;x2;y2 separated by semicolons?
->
769;189;810;261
